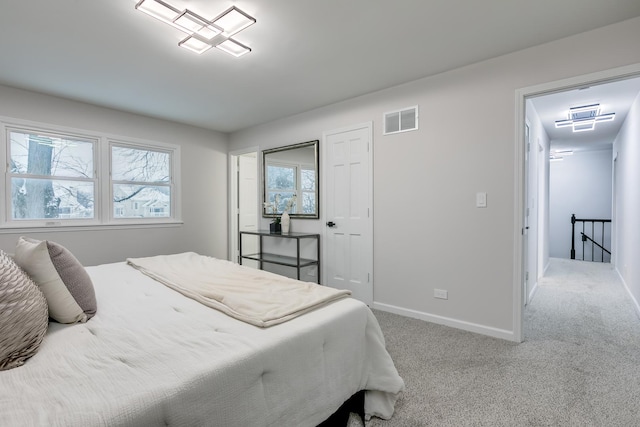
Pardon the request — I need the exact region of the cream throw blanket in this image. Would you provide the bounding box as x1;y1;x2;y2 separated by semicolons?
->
127;252;351;327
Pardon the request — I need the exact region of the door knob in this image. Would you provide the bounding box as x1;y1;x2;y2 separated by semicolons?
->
326;221;336;227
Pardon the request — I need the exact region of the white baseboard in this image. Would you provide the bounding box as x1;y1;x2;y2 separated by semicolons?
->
615;268;640;319
371;302;517;342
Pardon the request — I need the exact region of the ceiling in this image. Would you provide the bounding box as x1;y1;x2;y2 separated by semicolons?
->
530;76;640;153
1;1;640;133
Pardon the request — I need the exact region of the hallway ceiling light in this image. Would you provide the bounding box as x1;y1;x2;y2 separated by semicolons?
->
551;149;573;156
554;103;615;132
135;1;255;57
549;149;572;162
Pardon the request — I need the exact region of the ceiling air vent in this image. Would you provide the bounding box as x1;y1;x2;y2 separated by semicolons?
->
383;106;418;135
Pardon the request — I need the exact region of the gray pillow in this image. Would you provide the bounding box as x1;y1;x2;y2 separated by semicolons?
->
14;237;97;324
0;250;49;370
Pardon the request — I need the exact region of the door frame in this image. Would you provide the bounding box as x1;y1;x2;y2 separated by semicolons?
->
513;63;640;342
228;146;259;263
321;121;374;304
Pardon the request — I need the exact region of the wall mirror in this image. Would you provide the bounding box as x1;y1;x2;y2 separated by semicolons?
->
262;140;319;219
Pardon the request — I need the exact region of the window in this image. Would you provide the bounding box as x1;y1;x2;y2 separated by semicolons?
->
2;120;180;228
8;129;96;222
111;144;172;219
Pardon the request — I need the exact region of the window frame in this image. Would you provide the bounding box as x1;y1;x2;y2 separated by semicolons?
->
265;159;317;215
0;117;181;231
108;139;177;224
300;163;317;215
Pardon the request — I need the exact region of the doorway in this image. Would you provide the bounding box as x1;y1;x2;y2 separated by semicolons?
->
229;148;259;264
515;64;640;342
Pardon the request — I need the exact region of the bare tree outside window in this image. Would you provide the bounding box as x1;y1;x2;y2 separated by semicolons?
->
9;131;95;220
111;145;172;218
3;124;178;227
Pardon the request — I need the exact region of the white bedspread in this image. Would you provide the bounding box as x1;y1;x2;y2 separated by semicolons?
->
127;252;351;327
0;261;404;426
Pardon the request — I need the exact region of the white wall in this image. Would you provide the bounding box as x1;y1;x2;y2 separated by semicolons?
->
612;89;640;314
549;149;613;261
0;85;229;266
549;149;612;262
230;17;640;339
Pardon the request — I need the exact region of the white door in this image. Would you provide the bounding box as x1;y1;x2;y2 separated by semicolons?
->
229;149;258;264
238;153;258;267
322;122;373;305
238;153;258;233
523;122;530;306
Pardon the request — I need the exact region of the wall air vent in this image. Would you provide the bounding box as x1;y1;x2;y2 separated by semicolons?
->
383;106;418;135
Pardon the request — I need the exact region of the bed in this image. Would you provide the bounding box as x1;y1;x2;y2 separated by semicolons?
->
0;249;404;426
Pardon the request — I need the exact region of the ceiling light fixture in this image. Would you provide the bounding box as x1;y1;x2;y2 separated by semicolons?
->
551;149;573;156
549;149;572;162
135;0;255;57
554;104;615;132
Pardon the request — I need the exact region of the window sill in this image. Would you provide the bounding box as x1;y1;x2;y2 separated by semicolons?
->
0;220;183;234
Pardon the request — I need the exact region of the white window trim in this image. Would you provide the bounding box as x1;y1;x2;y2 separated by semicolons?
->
0;116;182;232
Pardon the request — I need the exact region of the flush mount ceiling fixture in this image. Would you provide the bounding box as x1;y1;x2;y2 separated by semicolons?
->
135;0;255;57
554;103;615;132
549;149;573;162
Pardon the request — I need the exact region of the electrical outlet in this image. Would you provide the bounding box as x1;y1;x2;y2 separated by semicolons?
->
308;266;317;277
434;289;448;300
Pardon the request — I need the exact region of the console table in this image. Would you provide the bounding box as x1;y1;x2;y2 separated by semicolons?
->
239;230;320;284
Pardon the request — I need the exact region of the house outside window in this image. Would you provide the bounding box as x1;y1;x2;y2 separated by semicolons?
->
111;144;172;219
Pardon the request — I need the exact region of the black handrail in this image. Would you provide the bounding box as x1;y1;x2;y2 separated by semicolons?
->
580;232;611;255
571;214;611;262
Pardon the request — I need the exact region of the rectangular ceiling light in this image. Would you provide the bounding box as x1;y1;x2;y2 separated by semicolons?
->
573;119;596;132
215;38;251;57
135;0;180;24
135;2;255;57
178;36;214;54
213;6;257;37
173;10;222;40
594;113;615;123
555;103;615;133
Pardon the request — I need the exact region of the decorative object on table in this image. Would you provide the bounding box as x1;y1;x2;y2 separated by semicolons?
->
281;211;290;234
281;195;296;234
264;195;282;233
269;217;281;234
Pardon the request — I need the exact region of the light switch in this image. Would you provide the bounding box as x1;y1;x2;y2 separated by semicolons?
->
476;192;487;208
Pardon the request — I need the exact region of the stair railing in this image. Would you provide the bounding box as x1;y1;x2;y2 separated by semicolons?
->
570;214;611;262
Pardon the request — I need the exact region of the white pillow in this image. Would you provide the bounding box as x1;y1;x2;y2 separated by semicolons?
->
14;237;97;324
0;250;49;370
